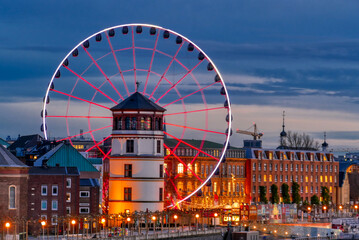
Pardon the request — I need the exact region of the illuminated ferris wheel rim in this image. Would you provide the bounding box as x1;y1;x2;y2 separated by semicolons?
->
41;23;232;207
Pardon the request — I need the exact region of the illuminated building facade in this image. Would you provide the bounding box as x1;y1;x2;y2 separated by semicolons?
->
246;148;339;204
164;140;248;209
108;92;166;213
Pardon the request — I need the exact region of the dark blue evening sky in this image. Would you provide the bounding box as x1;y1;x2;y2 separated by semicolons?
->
1;0;359;150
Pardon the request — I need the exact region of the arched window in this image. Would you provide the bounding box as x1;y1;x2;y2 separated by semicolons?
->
125;117;130;130
187;164;192;174
117;117;122;130
158;118;162;130
177;163;184;174
131;117;137;130
146;117;152;130
9;186;15;209
140;117;145;130
187;182;192;192
155;118;159;130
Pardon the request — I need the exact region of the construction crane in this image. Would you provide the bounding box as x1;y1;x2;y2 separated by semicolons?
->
236;123;263;140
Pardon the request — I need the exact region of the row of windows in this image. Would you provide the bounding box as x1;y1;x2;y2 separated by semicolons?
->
41;179;72;196
177;181;245;194
253;185;333;194
176;163;245;177
257;151;334;162
123;187;163;201
253;163;337;173
253;174;336;183
171;148;245;158
113;116;163;131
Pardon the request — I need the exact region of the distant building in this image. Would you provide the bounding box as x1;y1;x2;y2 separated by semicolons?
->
33;142;101;216
164;139;248;209
246;147;338;204
0;144;29;234
27;166;80;231
8;134;43;161
79;179;100;216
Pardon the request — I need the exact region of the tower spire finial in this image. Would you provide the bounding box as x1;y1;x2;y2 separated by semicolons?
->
322;131;328;151
280;110;287;147
136;81;141;92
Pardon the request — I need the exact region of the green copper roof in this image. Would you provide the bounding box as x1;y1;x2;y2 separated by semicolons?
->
34;143;99;172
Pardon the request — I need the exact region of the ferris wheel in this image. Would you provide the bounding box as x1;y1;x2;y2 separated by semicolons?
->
41;23;232;207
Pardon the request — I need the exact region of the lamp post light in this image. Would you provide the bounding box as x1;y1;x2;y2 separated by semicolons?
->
5;222;10;237
195;214;199;232
151;216;156;234
41;221;46;240
354;205;358;215
307;207;311;221
101;218;105;237
173;215;178;232
214;213;218;229
71;220;76;239
126;217;131;236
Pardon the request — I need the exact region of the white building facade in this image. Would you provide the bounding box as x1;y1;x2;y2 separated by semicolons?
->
108;92;165;213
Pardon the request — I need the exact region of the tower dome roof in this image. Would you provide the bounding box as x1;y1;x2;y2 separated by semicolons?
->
111;92;166;112
280;130;287;137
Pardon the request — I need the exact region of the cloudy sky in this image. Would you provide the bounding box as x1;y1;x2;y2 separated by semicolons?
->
1;1;359;151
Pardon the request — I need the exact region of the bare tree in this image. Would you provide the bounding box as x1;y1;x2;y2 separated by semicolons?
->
282;131;320;150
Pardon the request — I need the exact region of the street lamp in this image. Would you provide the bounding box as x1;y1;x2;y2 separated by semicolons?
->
195;214;199;231
41;221;46;240
5;222;10;237
214;213;218;229
173;215;178;232
126;217;131;236
152;216;156;233
101;218;105;237
71;220;76;237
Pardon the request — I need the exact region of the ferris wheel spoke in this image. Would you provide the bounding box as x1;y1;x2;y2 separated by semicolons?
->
50;89;111;110
82;46;124;100
149;42;184;99
164;107;227;117
164;143;203;183
163;122;225;135
162;82;219;108
143;31;160;94
163;131;219;161
56;125;112;142
47;115;111;119
155;59;204;103
105;32;130;96
85;134;112;153
63;65;118;104
131;27;138;92
102;148;112;161
164;168;183;200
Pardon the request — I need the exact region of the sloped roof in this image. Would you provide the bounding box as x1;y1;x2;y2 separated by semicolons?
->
111;92;166;112
0;144;28;167
29;166;79;175
34;142;98;172
8;134;43;151
0;138;10;148
88;158;102;165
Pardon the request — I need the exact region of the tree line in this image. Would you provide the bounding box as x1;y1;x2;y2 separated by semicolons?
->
259;182;330;205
